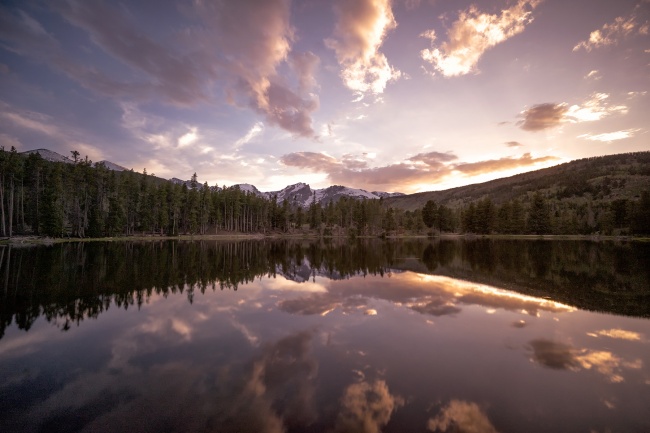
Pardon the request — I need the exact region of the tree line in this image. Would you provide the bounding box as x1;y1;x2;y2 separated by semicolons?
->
1;146;648;238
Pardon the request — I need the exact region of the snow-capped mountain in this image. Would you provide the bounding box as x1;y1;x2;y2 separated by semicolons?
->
21;149;73;164
270;182;312;203
233;183;266;197
21;149;130;172
96;160;128;171
267;183;404;207
220;182;404;207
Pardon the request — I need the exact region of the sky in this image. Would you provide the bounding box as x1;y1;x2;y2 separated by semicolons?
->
0;0;648;193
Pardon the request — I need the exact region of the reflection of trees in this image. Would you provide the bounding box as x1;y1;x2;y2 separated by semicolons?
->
1;239;649;338
416;239;650;318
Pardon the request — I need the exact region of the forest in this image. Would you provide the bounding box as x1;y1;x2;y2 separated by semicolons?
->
1;146;649;238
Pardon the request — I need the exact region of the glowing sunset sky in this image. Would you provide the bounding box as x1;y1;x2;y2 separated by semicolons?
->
0;0;648;193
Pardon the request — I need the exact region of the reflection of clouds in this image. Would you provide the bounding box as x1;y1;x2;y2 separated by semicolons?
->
334;380;404;433
279;293;368;316
230;318;260;346
0;325;60;358
23;330;319;432
528;339;642;383
589;329;642;341
529;339;580;370
410;297;461;317
427;400;499;433
512;320;527;328
279;272;574;320
261;275;329;293
231;330;319;431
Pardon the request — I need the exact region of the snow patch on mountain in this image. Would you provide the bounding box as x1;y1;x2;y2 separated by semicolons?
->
96;160;128;171
21;149;72;164
234;183;266;197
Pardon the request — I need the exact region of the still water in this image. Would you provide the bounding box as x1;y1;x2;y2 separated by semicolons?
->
1;239;649;432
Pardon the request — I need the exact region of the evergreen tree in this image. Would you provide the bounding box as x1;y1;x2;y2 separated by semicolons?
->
527;193;551;234
422;200;437;232
41;164;65;237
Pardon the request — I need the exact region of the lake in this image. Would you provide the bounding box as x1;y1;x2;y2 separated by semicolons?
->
1;239;649;432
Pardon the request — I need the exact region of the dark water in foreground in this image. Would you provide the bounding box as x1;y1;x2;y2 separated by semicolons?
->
1;239;649;433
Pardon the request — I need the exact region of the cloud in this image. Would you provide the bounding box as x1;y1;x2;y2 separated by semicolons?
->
578;128;641;142
518;93;627;131
408;151;458;168
403;0;422;11
334;380;404;433
0;2;319;137
0;133;22;150
585;70;601;80
280;151;341;172
517;103;569;131
505;141;523;147
0;100;105;160
326;0;401;97
453;153;558;176
427;400;499;433
54;1;213;106
289;51;320;94
175;0;319;137
177;127;199;148
573;10;648;52
420;0;540;77
234;122;265;148
281;150;558;192
566;93;628;122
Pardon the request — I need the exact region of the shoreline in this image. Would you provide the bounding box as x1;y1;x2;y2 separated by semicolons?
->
1;232;647;246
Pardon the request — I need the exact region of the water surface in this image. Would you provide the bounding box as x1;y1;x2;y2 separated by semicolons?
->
1;239;649;432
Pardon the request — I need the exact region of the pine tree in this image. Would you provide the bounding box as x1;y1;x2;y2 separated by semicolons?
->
527;193;551;234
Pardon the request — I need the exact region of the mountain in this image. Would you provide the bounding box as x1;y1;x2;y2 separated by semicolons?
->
21;149;72;164
21;149;130;172
270;183;403;207
227;182;403;207
383;152;650;211
234;183;266;197
96;160;128;171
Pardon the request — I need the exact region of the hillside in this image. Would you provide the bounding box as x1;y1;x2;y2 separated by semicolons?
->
384;152;650;211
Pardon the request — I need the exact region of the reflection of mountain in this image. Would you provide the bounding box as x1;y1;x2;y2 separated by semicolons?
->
1;239;649;339
274;257;406;283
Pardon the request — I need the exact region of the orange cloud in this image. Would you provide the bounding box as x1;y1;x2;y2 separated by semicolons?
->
326;0;401;97
335;380;404;433
421;0;541;77
573;10;647;52
428;400;499;433
408;151;458;168
281;150;559;193
454;153;558;176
